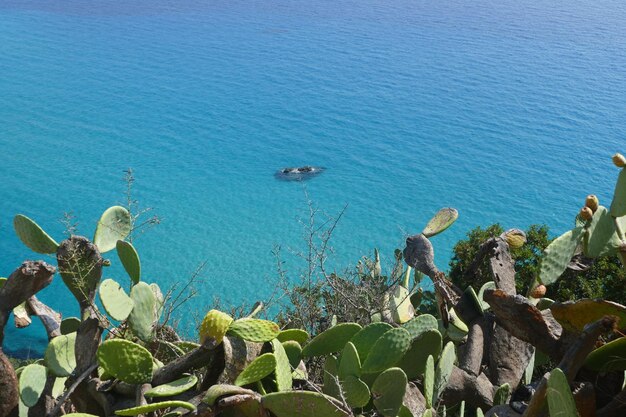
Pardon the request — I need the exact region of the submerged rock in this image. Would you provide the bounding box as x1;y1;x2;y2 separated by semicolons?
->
275;166;324;181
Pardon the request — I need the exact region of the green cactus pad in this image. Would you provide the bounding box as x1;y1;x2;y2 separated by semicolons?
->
150;283;164;321
128;281;157;342
434;342;456;401
271;339;293;392
116;240;141;284
399;405;415;417
174;341;201;352
97;339;153;384
584;206;625;258
611;168;626;217
277;328;309;345
585;336;626;372
52;376;68;398
342;375;371;408
477;281;496;310
546;368;577;417
93;206;131;253
114;401;196;416
350;322;393;362
199;309;234;344
323;355;341;399
13;214;59;254
145;375;198;398
386;284;415;324
227;318;281;342
402;314;438;340
422;208;458;238
371;367;408;417
494;383;510;405
282;340;303;369
399;329;443;379
13;302;31;328
338;342;361;379
465;286;484;315
19;363;47;407
424;355;435;408
524;352;535;385
302;323;362;357
447;308;469;341
60;317;81;335
45;332;77;377
99;278;134;321
262;391;349;417
235;353;277;386
539;227;584;285
361;327;411;374
550;299;626;332
203;384;257;405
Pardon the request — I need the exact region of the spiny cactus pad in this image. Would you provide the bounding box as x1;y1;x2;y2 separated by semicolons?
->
361;327;411;374
584;206;624;258
235;353;277;386
550;299;626;332
424;355;435;408
302;323;362;357
546;368;577;417
402;314;438;340
99;278;134;321
539;227;584;285
226;318;281;342
199;309;234;344
13;214;59;254
203;384;257;405
399;329;443;379
19;363;47;407
145;375;198;398
323;355;341;399
128;281;157;342
282;340;303;369
611;168;626;217
114;401;196;416
93;206;131;253
434;342;456;401
387;284;415;324
271;339;293;392
494;383;510;405
422;208;459;238
342;375;371;408
45;331;77;377
277;328;309;344
116;240;141;284
60;317;81;335
478;281;496;310
97;339;153;384
262;391;349;417
350;322;393;361
371;368;408;417
338;342;361;379
585;336;626;372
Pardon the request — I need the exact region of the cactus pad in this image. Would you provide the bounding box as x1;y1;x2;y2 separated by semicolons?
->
585;336;626;372
45;331;77;377
93;206;131;253
424;355;435;408
477;281;496;310
203;384;257;405
386;284;415;324
60;317;81;335
494;383;510;405
338;342;361;379
277;328;309;344
271;339;293;392
262;391;349;417
371;367;408;417
350;322;393;361
399;329;443;379
97;339;153;384
422;208;458;238
235;353;277;386
611;168;626;217
402;314;438;340
114;401;196;416
302;323;362;357
550;299;626;332
584;206;624;258
199;309;233;344
19;363;47;407
546;368;577;417
361;327;411;374
13;214;59;254
145;375;198;398
342;375;371;408
226;318;280;342
116;240;141;284
539;227;584;285
99;278;134;321
128;281;157;342
282;340;303;369
434;342;456;401
323;355;341;399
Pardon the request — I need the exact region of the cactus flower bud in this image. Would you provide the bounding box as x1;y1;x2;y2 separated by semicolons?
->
580;206;593;221
613;153;626;168
530;284;546;298
503;229;526;249
584;195;599;213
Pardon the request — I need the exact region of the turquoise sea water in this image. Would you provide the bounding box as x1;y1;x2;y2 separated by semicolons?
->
1;0;625;356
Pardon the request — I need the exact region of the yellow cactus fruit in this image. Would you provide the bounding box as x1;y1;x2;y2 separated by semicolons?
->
530;284;546;298
580;206;593;221
504;229;526;249
199;309;233;345
584;195;599;213
613;153;626;168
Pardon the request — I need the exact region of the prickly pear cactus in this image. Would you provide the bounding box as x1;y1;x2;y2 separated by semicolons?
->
271;339;293;392
494;383;510;405
434;342;456;401
371;367;408;417
99;278;134;321
546;368;578;417
19;363;47;407
45;331;77;377
57;236;104;306
584;206;624;258
385;284;415;324
611;166;626;217
350;322;392;362
262;391;349;417
227;318;281;342
235;353;277;386
203;384;257;405
338;342;361;379
361;327;411;374
276;328;309;345
399;329;442;379
128;281;157;342
424;355;435;409
199;309;234;345
422;208;458;238
281;340;303;369
114;401;196;416
145;375;198;398
302;323;362;357
323;355;341;399
97;339;153;384
116;240;141;284
93;206;131;253
13;214;59;254
342;375;371;408
402;314;438;339
539;227;585;285
585;336;626;372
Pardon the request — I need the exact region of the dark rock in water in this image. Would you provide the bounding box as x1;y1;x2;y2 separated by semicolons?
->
275;166;324;181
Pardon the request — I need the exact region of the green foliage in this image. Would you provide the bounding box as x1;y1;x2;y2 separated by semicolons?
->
13;214;59;254
145;375;198;398
262;391;349;417
97;339;154;384
276;329;309;345
128;281;158;342
19;363;47;407
371;368;407;417
45;332;77;377
116;240;141;284
361;327;411;374
584;337;626;372
93;206;131;253
114;401;196;416
99;278;134;321
270;339;293;392
349;322;392;362
227;318;281;342
199;309;234;344
546;368;578;417
302;323;362;357
235;353;277;387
